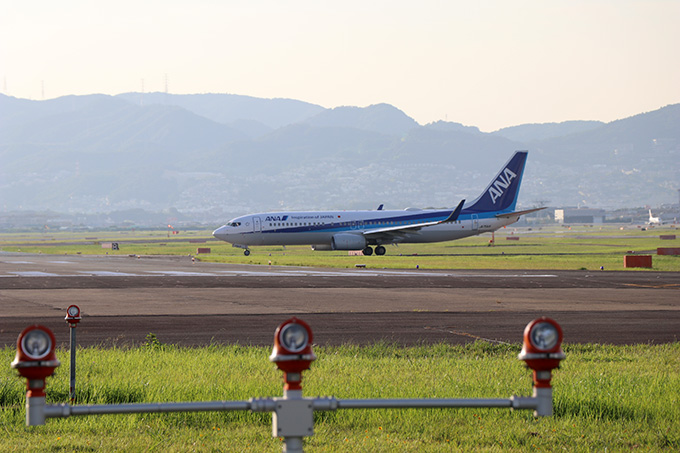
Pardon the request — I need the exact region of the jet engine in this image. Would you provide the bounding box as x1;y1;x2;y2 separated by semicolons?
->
331;233;367;250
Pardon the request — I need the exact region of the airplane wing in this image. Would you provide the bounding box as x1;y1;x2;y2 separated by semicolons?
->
495;207;546;218
363;199;465;239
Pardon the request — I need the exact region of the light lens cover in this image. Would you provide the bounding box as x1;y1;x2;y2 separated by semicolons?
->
530;322;559;351
67;306;79;317
21;329;52;360
279;323;308;353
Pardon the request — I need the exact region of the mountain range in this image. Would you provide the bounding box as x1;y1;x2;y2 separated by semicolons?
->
1;92;678;223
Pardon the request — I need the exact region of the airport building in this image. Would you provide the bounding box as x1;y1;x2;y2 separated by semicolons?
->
554;208;606;224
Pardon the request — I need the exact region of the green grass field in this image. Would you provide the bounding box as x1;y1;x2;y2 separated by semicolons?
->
2;224;678;271
1;343;679;451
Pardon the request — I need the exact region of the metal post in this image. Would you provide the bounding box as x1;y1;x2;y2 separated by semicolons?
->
272;388;313;453
282;388;302;453
65;304;81;403
26;395;46;426
69;326;76;403
533;385;553;417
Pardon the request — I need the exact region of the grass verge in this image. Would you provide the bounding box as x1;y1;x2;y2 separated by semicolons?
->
1;342;679;451
2;225;679;271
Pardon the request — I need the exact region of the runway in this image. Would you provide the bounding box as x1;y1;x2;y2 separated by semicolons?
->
1;253;678;348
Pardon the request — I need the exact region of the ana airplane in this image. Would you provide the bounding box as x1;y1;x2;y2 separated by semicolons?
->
648;209;662;225
213;150;542;256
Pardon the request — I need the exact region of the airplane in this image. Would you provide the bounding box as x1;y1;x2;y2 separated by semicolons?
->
648;209;662;225
213;150;543;256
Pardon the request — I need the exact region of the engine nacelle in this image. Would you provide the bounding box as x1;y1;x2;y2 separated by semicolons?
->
311;244;333;251
331;233;367;251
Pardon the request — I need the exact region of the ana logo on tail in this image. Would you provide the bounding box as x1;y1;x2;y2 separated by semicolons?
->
488;167;517;204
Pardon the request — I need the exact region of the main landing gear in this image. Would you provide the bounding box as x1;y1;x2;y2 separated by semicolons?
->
362;245;386;256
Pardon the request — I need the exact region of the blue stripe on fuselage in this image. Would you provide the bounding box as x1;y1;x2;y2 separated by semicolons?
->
258;210;452;235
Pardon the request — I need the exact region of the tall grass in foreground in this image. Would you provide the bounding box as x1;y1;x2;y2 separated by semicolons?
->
1;342;678;451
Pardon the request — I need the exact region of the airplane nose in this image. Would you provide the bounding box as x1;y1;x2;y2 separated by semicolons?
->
213;225;229;241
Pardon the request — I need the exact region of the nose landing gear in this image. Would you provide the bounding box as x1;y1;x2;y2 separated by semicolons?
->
232;244;251;256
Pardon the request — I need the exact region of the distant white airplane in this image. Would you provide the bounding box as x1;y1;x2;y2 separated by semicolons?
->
213;151;543;256
648;209;662;225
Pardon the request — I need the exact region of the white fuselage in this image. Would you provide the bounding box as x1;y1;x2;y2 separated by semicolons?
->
213;208;519;248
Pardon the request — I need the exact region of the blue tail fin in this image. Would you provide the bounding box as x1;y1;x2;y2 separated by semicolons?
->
464;151;528;214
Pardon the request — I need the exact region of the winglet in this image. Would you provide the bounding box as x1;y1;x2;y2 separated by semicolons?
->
442;199;465;223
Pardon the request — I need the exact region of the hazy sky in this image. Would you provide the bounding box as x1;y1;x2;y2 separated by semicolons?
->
2;0;678;131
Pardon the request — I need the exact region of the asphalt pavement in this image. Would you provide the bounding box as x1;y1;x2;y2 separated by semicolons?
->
1;253;678;347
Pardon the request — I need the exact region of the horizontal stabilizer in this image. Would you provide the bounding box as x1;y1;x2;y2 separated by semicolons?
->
495;207;546;218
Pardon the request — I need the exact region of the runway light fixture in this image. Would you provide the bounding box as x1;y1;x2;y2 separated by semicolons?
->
11;325;61;398
519;317;565;388
280;322;308;353
270;317;316;391
529;321;559;351
22;328;52;360
65;304;81;327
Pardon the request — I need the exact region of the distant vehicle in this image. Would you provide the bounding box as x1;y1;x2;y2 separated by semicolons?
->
648;209;662;225
213;151;543;256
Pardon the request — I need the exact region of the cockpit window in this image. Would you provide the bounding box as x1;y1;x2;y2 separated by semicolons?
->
227;222;241;227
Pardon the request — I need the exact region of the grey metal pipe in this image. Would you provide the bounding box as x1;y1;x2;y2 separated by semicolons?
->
35;393;545;425
335;398;515;410
43;400;252;419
